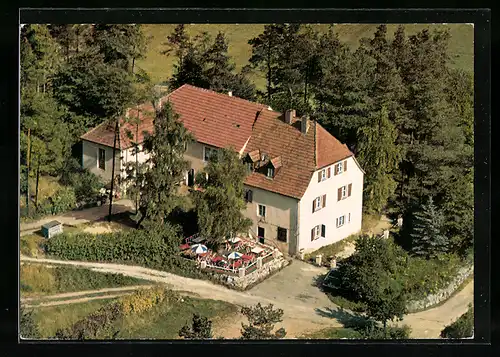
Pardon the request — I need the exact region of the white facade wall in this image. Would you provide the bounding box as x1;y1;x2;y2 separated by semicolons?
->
298;156;364;254
82;140;120;183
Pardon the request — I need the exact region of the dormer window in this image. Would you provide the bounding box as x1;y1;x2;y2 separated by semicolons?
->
267;167;274;178
247;162;253;172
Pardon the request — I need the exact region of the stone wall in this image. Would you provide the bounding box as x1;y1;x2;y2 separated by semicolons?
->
406;265;473;313
203;256;290;291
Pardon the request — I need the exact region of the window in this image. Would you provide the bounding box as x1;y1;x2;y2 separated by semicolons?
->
321;169;326;181
317;167;331;182
204;146;217;162
245;189;253;203
336;215;345;228
247;162;253;172
277;227;287;242
98;148;106;170
312;194;327;213
267;167;275;178
258;204;266;218
311;224;326;241
336;162;343;175
337;184;352;201
258;227;265;244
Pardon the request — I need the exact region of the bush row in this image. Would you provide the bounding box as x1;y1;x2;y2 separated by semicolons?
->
440;304;473;339
55;286;177;339
43;229;207;280
20;186;77;220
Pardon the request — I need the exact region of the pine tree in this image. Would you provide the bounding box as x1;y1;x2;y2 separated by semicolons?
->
240;303;286;340
357;106;402;213
192;148;252;247
410;196;448;258
132;100;193;229
178;314;213;339
163;24;191;67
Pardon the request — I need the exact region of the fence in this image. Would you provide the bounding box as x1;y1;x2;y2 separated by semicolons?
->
203;250;275;276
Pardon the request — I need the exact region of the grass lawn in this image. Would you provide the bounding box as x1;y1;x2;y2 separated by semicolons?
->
304;234;358;262
31;298;115;338
115;296;239;339
138;24;473;88
20;263;149;297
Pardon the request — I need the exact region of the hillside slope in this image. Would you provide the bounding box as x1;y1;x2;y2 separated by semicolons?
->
137;23;474;87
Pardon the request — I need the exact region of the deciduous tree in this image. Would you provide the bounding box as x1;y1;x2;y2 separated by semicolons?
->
240;303;286;339
179;314;213;339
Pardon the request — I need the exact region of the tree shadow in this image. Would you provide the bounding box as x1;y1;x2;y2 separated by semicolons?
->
167;206;198;238
315;306;375;331
311;273;327;290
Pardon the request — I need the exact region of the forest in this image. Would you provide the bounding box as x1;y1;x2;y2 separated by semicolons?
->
20;23;473;258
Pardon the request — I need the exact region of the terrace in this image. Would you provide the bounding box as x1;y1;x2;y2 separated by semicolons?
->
178;233;279;277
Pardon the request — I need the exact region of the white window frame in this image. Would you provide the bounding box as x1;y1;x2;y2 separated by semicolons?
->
257;204;266;218
336;162;343;174
314;225;321;239
315;196;322;210
321;168;326;181
203;146;217;162
337;215;345;228
341;185;347;199
267;167;274;178
97;148;106;170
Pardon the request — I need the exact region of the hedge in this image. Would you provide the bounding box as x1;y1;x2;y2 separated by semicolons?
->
44;229;207;280
440;304;473;339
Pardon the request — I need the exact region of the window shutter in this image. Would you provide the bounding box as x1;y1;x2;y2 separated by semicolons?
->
248;190;253;203
312;200;315;213
336;218;338;227
321;224;326;237
337;188;342;201
344;160;348;172
348;213;351;223
334;164;338;175
322;194;326;208
348;183;352;197
318;171;321;182
311;228;314;241
327;167;331;178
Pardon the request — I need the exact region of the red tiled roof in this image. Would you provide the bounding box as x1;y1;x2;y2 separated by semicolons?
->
81;84;279;151
81;84;355;198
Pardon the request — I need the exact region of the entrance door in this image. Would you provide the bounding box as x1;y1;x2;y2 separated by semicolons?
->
188;169;195;187
258;226;265;244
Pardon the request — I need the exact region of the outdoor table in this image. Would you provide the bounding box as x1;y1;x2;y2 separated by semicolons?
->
191;236;205;244
241;254;253;261
179;244;190;250
212;256;223;263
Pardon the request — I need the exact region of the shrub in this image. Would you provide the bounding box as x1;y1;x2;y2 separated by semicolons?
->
20;305;41;339
440;304;473;338
51;186;77;214
118;286;177;316
60;157;104;204
179;314;213;339
361;325;411;339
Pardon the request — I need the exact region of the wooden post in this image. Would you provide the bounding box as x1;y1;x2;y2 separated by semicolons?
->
108;119;119;222
35;155;40;208
25;128;31;216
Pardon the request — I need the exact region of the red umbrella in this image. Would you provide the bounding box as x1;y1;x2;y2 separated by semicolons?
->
241;254;253;261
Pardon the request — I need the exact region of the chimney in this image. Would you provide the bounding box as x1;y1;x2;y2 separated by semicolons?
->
285;109;295;124
301;116;310;134
228;91;233;97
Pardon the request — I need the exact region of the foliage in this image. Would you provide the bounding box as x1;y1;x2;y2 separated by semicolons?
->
409;196;449;258
302;327;363;339
357;106;402;214
59;157;104;204
20;305;41;339
124;101;192;229
192;148;252;246
118;286;175;316
240;303;286;340
361;324;411;339
167;27;256;100
440;304;473;338
178;314;213;339
51;186;77;214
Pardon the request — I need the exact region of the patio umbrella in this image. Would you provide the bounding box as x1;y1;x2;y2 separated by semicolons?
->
227;251;243;260
191;244;208;254
228;237;241;244
251;246;264;254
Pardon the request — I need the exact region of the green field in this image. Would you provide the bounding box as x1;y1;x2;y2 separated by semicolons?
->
137;23;474;87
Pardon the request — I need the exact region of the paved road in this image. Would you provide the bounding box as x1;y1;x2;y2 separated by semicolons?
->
20;256;473;339
20;199;135;236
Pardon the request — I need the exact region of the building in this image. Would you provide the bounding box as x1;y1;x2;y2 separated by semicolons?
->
81;84;364;256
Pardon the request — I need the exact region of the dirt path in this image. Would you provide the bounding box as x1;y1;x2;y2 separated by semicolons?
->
20;199;134;236
20;256;473;339
21;285;152;304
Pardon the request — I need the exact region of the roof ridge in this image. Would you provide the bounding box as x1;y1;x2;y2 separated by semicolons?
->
176;84;281;114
